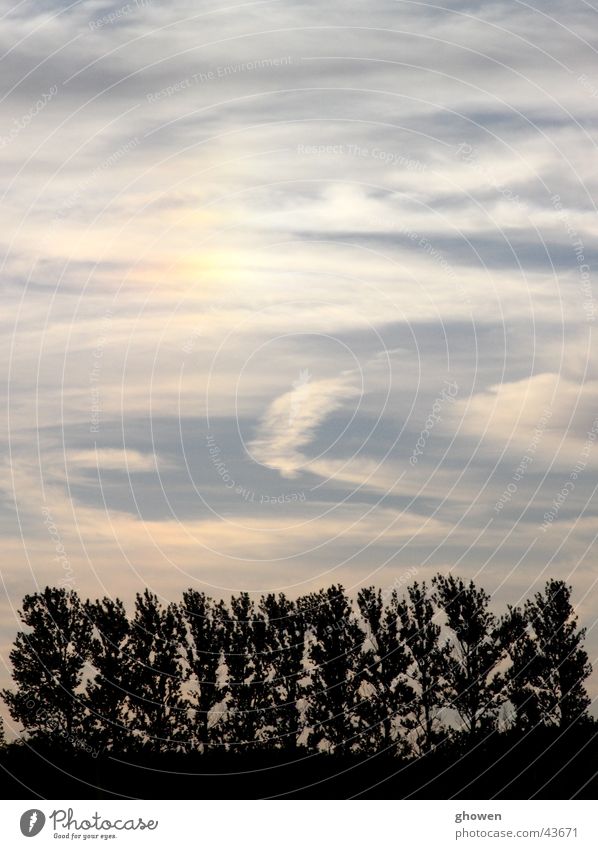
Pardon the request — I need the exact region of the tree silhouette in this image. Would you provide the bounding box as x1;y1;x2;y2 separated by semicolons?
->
433;575;505;741
181;590;226;751
0;576;593;770
300;585;364;753
126;590;188;753
84;597;132;753
220;593;272;749
498;604;543;731
396;581;450;754
525;580;591;728
259;593;306;750
357;587;413;753
1;588;92;746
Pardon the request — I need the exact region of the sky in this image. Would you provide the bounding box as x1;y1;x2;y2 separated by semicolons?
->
1;0;598;731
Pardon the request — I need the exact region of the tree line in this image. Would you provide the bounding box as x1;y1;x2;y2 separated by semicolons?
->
1;576;592;758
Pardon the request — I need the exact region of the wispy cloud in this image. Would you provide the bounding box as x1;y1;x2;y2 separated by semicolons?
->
68;448;162;474
248;371;361;477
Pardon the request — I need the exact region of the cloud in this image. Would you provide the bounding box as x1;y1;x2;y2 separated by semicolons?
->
447;372;598;470
68;448;162;473
248;371;361;478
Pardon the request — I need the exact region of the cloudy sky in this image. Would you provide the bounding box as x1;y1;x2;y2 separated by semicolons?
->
1;0;598;729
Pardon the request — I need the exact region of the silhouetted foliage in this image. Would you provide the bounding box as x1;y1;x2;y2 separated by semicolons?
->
433;575;506;741
220;593;273;749
525;580;591;728
0;575;592;775
84;596;132;752
396;581;451;753
499;604;543;731
258;593;305;749
126;590;188;753
1;587;92;748
300;585;364;752
181;590;226;750
357;587;413;753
